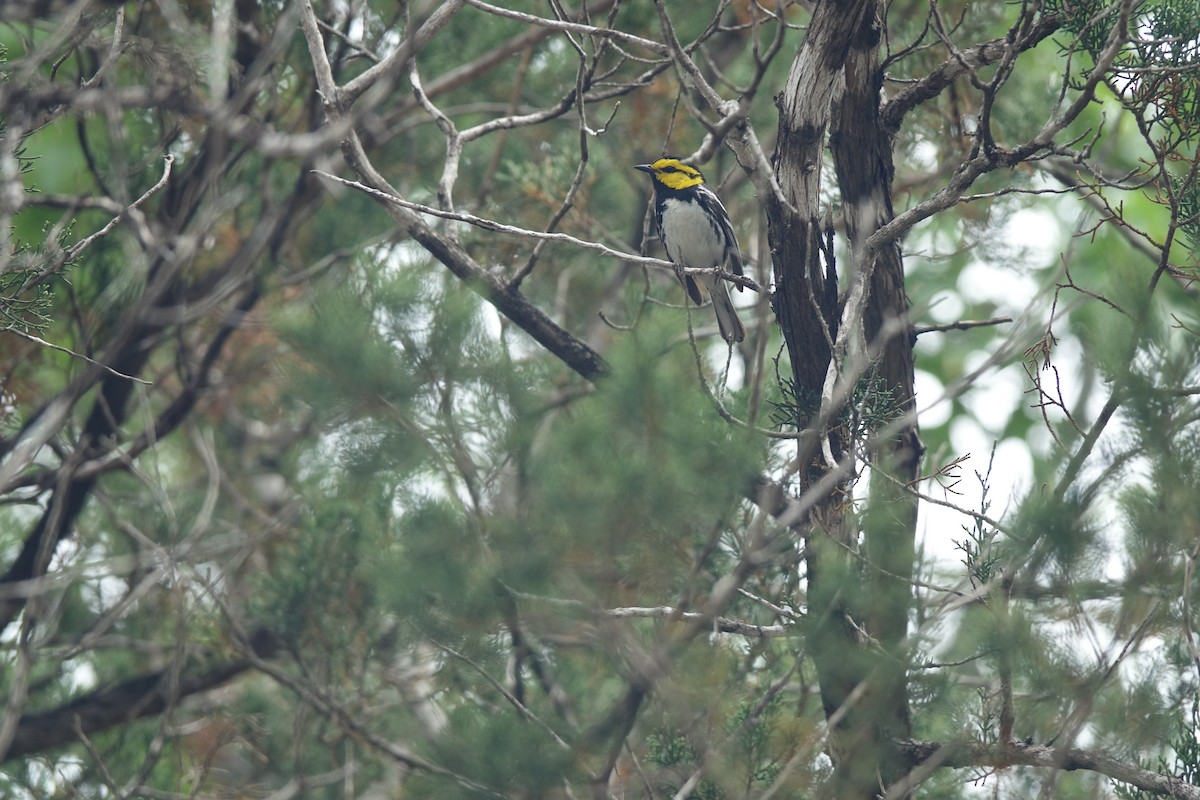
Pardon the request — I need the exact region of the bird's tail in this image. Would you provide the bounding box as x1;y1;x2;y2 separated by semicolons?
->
706;276;746;344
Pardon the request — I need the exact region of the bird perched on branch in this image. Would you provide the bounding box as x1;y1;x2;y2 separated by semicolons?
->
635;156;749;343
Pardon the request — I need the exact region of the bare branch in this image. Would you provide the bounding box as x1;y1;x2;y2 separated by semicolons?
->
459;0;668;55
881;14;1062;132
896;739;1200;800
5;330;152;385
868;1;1136;258
340;0;467;106
1;659;254;762
26;153;175;291
312;171;670;273
603;605;794;638
912;317;1013;335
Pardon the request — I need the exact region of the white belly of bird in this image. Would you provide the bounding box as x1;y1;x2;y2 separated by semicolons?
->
660;198;725;268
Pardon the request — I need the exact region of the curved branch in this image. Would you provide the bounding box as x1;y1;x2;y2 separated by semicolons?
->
339;0;466;106
321;161;607;380
896;739;1200;800
459;0;668;55
300;5;608;382
1;659;253;762
880;14;1061;133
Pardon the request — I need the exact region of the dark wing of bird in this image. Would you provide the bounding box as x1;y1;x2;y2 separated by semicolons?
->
697;185;745;289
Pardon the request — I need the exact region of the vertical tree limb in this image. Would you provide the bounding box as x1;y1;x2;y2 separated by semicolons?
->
829;1;919;786
770;0;917;796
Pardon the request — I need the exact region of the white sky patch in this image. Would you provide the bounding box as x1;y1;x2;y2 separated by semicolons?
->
919;415;1032;570
943;201;1063;315
1005;207;1066;266
915;275;1098;582
960;358;1027;437
374;238;431;276
947;416;989;471
916;259;1044;568
914;369;952;428
479;302;503;340
529;37;568;72
375;23;400;52
65;659;98;693
24;757;84;796
908;140;940;172
924;288;966;325
705;341;746;386
957;260;1041;310
990;437;1035;506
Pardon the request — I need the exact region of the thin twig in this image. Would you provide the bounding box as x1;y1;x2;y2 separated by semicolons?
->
428;637;571;749
60;154;174;265
6;329;152;384
458;0;667;54
313;169;763;289
912;317;1013;335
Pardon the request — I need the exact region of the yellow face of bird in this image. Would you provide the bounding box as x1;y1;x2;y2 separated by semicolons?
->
636;158;705;190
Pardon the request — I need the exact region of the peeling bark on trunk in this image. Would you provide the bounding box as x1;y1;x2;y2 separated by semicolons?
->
769;1;919;796
831;18;921;797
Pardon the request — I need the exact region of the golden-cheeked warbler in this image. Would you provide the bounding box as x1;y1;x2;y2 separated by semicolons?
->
635;157;747;343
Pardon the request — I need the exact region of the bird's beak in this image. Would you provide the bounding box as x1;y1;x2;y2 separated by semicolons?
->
634;163;653;173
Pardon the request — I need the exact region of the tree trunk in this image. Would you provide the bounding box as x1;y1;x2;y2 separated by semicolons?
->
769;0;918;796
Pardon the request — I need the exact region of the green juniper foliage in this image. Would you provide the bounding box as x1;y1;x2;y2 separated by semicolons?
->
7;1;1200;798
